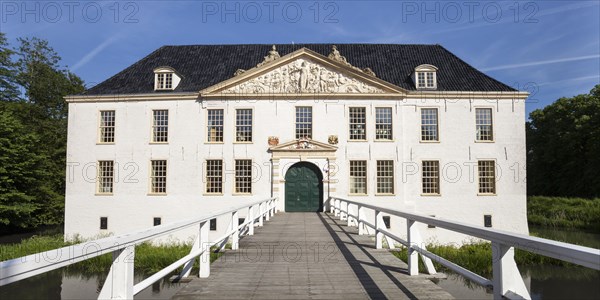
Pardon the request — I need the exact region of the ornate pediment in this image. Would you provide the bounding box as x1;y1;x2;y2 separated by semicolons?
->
200;47;405;98
270;139;337;152
223;57;385;94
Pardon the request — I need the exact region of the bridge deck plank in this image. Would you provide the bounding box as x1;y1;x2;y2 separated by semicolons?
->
172;212;454;300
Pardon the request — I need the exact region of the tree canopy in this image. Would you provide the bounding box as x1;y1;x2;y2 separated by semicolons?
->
0;32;84;231
527;85;600;198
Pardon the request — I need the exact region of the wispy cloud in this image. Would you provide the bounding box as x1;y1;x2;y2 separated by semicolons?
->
537;75;600;87
480;54;600;72
71;34;121;72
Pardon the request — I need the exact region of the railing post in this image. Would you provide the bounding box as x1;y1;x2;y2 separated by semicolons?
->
248;206;254;236
333;199;339;216
358;206;364;235
375;210;383;249
98;245;135;299
341;201;348;221
231;211;239;250
407;219;418;276
199;220;210;278
347;204;354;227
269;199;275;217
329;197;335;213
492;241;531;299
258;203;264;227
265;200;271;221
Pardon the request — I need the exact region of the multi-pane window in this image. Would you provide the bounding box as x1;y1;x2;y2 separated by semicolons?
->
478;160;496;194
206;160;223;194
421;108;438;141
375;107;393;140
152;110;168;143
207;109;224;142
156;73;173;90
422;161;440;195
376;160;394;194
150;160;167;194
97;160;114;194
295;107;312;139
349;161;367;194
99;111;115;143
426;72;435;87
235;159;252;194
417;72;435;88
349;107;366;140
476;108;493;141
417;72;426;88
235;109;253;142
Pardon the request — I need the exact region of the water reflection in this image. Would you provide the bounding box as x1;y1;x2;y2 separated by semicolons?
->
0;269;182;300
431;227;600;300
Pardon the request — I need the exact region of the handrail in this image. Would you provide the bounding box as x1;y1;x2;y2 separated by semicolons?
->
0;197;278;299
329;196;600;300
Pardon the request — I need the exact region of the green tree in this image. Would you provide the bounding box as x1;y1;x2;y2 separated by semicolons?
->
0;104;51;228
0;34;85;230
13;37;85;228
0;33;20;101
527;85;600;198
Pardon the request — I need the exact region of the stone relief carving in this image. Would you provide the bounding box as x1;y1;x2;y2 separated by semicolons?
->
291;139;315;150
256;45;281;67
223;57;385;94
328;135;339;145
268;136;279;146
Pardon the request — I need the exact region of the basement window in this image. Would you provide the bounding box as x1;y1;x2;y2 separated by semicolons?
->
100;217;108;230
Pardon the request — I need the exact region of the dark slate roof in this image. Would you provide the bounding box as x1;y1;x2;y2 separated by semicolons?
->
84;44;516;95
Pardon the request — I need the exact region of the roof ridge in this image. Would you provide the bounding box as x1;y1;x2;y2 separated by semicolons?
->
160;43;440;47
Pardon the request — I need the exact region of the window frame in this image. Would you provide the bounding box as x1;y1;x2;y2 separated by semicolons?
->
151;109;169;144
420;107;440;143
375;107;393;141
475;107;494;142
233;159;253;195
348;160;368;195
96;160;115;195
234;108;253;143
416;71;437;89
98;110;116;144
421;160;441;196
348;107;367;141
149;159;168;195
375;160;395;195
477;160;497;195
206;109;225;143
295;106;313;140
205;159;224;195
154;72;174;90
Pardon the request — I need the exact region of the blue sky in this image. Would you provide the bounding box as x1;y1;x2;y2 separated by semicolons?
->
1;0;599;116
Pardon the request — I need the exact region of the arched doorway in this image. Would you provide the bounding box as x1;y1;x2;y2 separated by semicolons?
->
284;162;323;212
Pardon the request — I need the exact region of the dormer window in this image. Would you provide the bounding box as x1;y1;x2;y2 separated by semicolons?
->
157;73;172;89
154;67;181;91
414;64;438;90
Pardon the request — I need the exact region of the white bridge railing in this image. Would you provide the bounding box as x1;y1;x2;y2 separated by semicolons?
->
0;197;278;299
329;196;600;300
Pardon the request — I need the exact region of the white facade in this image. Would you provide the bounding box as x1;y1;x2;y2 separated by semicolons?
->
64;46;529;245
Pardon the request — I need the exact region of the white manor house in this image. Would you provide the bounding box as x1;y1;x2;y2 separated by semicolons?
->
64;44;529;244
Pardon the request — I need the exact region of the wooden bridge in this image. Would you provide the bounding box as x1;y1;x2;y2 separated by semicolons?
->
2;196;599;300
173;212;452;299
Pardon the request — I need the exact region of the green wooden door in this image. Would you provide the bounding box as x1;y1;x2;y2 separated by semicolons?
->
285;162;322;212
